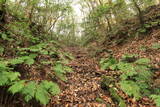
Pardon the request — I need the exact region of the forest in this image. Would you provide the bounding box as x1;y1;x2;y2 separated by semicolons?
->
0;0;160;107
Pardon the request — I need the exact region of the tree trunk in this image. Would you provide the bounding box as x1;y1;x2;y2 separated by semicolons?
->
132;0;144;25
0;0;7;23
105;16;112;31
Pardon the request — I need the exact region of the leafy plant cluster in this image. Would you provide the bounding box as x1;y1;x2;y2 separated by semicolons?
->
100;54;160;106
7;22;40;43
0;41;74;105
139;43;160;52
138;19;160;33
17;42;74;81
0;0;76;106
0;59;60;105
0;16;75;104
52;61;73;82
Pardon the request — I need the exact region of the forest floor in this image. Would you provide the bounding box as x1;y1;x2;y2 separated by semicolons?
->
50;47;110;107
48;29;160;107
0;31;159;107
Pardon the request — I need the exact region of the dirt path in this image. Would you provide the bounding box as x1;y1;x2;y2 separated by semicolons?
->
50;46;158;107
50;47;112;107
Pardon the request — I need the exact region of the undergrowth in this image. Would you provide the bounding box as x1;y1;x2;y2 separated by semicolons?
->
0;33;74;105
100;54;160;106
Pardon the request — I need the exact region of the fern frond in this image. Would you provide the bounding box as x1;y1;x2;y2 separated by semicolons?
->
135;58;150;65
100;57;117;70
120;80;141;100
117;62;135;72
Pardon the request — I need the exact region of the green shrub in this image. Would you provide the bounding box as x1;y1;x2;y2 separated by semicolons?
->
9;56;35;65
100;55;160;104
120;80;141;100
0;58;61;105
8;80;60;105
100;57;118;70
52;61;73;81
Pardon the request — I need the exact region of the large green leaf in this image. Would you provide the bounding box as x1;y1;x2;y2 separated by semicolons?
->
40;81;60;95
10;58;25;65
0;63;10;71
7;72;21;81
35;85;50;105
10;56;35;65
25;58;35;65
21;81;36;102
55;71;67;81
8;80;25;94
0;72;9;86
54;63;65;73
0;71;20;86
29;54;38;58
